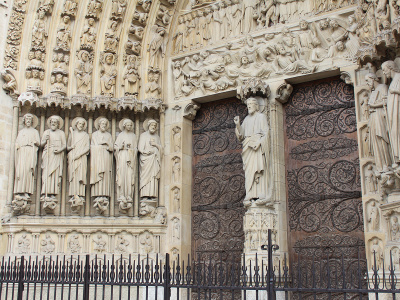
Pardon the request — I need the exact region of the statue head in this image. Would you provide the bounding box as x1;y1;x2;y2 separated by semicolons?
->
365;72;379;89
299;20;308;30
148;119;158;133
246;97;259;115
23;113;35;127
73;117;87;132
382;61;400;78
49;116;60;131
122;119;134;131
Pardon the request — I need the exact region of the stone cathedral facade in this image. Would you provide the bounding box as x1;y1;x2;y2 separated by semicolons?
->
0;0;399;280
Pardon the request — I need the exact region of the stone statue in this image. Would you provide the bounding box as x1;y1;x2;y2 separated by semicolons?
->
234;97;271;206
114;119;137;212
365;72;392;173
392;216;400;241
17;234;31;254
140;232;153;253
172;218;180;239
138;119;162;201
172;126;181;152
56;16;72;50
122;55;140;96
370;239;383;268
116;235;129;253
365;165;377;193
75;50;93;95
100;53;117;96
368;201;379;231
91;118;113;207
172;157;180;183
81;18;96;49
93;235;107;253
41;234;55;254
382;61;400;167
68;234;81;253
41;115;66;210
67;117;90;211
14;114;40;201
148;26;166;70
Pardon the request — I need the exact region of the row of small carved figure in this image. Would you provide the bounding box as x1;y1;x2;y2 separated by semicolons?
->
15;232;161;255
174;0;355;54
12;114;163;217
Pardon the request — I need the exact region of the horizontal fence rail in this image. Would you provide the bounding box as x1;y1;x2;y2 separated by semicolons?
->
1;231;400;299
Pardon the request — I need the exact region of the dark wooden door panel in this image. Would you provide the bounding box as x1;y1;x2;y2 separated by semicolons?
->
192;98;247;263
284;77;367;293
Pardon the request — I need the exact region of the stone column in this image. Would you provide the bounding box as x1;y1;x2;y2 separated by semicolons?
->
134;116;140;217
36;112;46;216
110;114;116;217
6;99;19;207
61;112;69;216
86;113;93;216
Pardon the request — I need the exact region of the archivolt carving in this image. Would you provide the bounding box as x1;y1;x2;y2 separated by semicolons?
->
4;0;28;70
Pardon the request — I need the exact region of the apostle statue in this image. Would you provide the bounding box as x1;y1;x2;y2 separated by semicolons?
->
234;97;272;206
382;60;400;167
67;117;90;211
138;119;163;202
90;117;113;212
114;119;138;212
41;115;66;211
365;72;392;173
13;114;40;214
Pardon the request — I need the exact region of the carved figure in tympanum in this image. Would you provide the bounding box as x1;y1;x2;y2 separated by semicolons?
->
75;50;93;95
100;53;117;96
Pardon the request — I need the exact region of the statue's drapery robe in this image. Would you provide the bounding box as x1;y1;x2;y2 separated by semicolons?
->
236;111;271;201
90;131;113;197
14;127;40;194
68;131;90;197
41;129;66;195
138;131;161;198
114;131;137;200
368;84;392;172
387;73;400;162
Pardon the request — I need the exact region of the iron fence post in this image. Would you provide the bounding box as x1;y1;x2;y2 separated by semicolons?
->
17;256;24;300
164;253;171;300
83;254;90;300
267;229;276;300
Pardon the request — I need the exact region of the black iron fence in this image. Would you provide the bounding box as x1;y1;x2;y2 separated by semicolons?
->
0;231;399;300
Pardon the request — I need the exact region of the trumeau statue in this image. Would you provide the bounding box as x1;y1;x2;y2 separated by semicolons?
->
234;97;271;207
14;114;40;199
114;119;137;212
91;118;113;203
67;117;90;211
41;115;66;209
138;119;162;201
